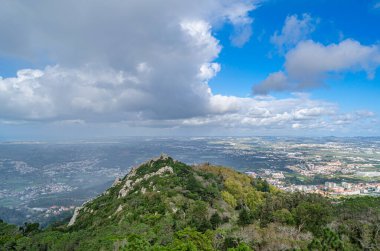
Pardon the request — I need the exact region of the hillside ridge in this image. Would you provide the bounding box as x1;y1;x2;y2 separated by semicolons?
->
1;156;380;250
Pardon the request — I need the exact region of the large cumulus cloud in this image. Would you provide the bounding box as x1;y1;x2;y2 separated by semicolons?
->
0;0;256;121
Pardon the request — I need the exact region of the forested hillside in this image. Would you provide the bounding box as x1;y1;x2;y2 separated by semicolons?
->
1;155;380;250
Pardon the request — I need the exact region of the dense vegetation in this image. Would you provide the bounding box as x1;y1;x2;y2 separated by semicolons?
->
1;155;380;250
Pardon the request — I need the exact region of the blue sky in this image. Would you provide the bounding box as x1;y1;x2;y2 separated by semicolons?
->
0;0;379;140
211;0;380;110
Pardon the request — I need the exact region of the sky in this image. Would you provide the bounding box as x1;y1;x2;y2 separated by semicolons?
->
0;0;379;140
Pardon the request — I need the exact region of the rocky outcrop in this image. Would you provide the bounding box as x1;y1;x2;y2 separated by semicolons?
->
118;165;174;198
68;206;82;226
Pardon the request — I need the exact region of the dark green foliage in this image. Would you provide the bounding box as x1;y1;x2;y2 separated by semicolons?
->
227;243;253;251
224;237;241;249
124;234;151;251
210;212;222;229
238;207;253;226
222;216;230;223
188;201;212;232
308;228;345;251
0;220;20;247
20;222;40;236
256;192;331;228
172;228;214;251
332;196;380;250
252;177;270;192
135;156;176;177
272;208;295;225
292;201;332;236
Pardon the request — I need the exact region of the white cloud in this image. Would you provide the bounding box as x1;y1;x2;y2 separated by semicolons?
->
0;1;377;136
1;65;374;135
286;39;380;81
180;19;221;58
253;71;288;94
0;65;211;121
187;95;377;134
0;0;255;63
271;14;317;53
230;25;253;47
182;93;364;131
0;0;257;122
199;63;221;81
0;65;376;134
254;39;380;94
224;2;256;47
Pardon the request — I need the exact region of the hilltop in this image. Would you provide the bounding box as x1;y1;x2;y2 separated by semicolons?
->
1;155;380;250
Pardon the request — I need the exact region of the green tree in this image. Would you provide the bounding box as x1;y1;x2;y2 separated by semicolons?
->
188;201;212;232
222;191;237;208
272;208;295;225
292;202;331;235
124;234;151;251
238;208;253;226
308;228;345;251
228;243;253;251
252;178;270;192
171;228;214;251
210;213;222;230
20;222;40;236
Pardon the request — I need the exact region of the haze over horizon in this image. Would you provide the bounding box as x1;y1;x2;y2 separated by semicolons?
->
1;0;380;140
